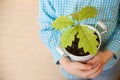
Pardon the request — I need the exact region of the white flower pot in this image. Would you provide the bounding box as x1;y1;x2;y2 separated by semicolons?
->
57;21;107;62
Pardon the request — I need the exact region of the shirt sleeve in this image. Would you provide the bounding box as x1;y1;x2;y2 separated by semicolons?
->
38;0;62;64
105;4;120;60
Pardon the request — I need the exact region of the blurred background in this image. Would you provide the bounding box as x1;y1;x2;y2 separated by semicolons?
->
0;0;65;80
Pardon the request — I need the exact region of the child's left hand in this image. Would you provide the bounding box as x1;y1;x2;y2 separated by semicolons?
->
86;50;113;78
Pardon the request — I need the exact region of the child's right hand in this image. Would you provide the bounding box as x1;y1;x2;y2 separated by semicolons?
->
59;57;102;78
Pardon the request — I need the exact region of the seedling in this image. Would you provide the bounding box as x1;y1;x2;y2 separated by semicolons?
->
52;6;99;56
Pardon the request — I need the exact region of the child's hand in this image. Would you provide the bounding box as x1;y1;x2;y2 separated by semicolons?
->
87;50;113;78
59;50;113;79
59;57;102;78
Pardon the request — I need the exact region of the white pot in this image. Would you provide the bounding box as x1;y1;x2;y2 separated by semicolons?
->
57;21;107;62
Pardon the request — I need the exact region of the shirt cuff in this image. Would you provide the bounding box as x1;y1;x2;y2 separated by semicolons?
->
49;47;63;65
105;39;120;59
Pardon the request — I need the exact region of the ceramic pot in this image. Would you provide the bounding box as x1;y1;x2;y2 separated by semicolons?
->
57;21;107;62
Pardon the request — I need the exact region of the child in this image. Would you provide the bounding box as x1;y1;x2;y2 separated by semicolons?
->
39;0;120;80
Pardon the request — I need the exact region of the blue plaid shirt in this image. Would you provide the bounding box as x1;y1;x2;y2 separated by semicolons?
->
39;0;120;79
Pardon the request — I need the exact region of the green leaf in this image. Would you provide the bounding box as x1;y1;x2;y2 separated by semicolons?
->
71;6;98;21
77;25;99;55
60;26;77;48
52;16;74;31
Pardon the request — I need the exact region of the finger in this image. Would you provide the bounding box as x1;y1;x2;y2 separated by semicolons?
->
87;56;101;66
87;57;100;64
80;62;102;77
74;62;91;70
91;61;101;69
88;64;103;79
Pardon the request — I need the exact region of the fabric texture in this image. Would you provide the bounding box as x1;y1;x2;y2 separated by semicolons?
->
38;0;120;79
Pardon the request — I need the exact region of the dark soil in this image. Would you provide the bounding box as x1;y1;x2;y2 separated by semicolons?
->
65;32;100;56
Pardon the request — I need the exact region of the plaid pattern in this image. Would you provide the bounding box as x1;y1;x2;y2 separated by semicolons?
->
38;0;120;79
